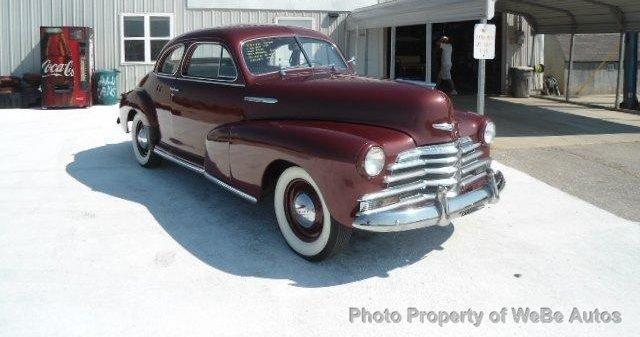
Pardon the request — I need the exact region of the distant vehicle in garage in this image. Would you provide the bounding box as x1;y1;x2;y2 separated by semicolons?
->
118;25;505;261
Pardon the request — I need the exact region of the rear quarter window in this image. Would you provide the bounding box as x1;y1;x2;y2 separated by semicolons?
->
157;45;184;75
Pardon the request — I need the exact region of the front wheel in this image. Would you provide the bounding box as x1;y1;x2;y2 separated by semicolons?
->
274;167;351;261
131;112;161;168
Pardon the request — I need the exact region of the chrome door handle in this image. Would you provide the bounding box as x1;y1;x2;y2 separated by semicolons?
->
169;87;180;93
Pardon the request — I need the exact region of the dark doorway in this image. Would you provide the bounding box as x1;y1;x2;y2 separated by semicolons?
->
394;24;427;81
432;16;503;95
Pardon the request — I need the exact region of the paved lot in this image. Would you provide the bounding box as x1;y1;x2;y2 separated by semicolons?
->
455;96;640;222
1;106;639;336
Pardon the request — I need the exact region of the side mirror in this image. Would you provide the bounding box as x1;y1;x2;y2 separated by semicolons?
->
347;57;357;66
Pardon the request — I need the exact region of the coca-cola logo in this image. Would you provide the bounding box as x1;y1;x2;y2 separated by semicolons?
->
42;59;74;77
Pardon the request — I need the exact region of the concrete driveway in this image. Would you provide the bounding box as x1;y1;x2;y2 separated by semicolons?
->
1;106;639;336
455;96;640;222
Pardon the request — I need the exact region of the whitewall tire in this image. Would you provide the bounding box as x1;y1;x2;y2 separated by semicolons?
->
274;166;351;261
131;112;161;168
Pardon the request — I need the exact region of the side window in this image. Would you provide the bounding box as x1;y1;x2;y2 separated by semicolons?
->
158;46;184;75
184;43;237;80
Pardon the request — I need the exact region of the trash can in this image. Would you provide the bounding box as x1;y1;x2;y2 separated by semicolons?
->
510;66;533;98
94;69;120;105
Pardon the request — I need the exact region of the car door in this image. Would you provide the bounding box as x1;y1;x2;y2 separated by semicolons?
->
152;44;185;147
170;41;245;160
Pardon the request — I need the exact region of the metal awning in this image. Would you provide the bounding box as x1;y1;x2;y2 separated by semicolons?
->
347;0;640;114
348;0;640;34
497;0;640;34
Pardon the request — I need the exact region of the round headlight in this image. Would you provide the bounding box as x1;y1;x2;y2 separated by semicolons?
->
363;146;385;177
482;121;496;144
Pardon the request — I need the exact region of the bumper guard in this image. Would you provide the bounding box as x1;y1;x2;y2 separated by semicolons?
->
352;169;505;232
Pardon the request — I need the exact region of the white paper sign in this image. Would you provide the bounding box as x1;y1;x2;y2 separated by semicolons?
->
473;23;496;60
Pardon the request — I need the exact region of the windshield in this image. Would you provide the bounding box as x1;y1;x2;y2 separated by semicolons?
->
298;37;347;70
242;36;346;75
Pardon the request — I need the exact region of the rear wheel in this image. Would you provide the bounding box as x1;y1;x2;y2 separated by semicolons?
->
131;112;161;168
274;167;351;261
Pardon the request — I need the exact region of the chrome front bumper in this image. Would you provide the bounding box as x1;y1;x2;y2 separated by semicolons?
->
352;169;505;232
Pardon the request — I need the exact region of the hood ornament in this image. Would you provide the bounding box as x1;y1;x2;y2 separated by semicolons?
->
432;122;455;132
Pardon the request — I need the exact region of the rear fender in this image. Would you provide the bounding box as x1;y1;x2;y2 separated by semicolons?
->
118;89;158;133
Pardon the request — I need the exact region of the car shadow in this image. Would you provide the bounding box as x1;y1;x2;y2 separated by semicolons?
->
66;142;453;288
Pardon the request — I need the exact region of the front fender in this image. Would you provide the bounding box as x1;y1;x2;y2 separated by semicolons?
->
224;120;415;226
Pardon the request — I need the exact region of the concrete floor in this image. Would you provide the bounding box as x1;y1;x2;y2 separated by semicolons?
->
1;106;639;336
455;96;640;222
536;93;640;110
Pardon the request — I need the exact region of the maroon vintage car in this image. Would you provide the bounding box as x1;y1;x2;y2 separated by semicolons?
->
118;25;505;261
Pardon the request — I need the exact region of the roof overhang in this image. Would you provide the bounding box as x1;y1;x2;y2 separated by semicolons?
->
348;0;640;34
347;0;494;30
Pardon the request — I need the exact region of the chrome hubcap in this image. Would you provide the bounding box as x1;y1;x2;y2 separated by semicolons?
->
284;179;324;242
137;125;149;150
293;192;316;228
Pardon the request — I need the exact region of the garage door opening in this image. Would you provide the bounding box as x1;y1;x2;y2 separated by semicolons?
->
392;25;427;81
387;17;503;95
432;17;503;95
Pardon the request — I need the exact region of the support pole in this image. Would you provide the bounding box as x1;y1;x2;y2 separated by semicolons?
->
614;32;625;109
477;19;487;115
364;28;369;76
565;33;575;102
531;33;537;92
621;32;639;110
426;23;432;83
354;26;359;74
390;26;396;79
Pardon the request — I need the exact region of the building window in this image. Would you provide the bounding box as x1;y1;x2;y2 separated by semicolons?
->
275;17;316;30
120;13;174;64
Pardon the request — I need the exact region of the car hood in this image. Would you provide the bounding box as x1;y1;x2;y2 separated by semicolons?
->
244;73;457;145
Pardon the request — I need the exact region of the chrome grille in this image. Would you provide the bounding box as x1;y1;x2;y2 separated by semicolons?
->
359;137;490;215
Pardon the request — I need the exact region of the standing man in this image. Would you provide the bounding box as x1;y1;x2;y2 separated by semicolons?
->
438;36;458;95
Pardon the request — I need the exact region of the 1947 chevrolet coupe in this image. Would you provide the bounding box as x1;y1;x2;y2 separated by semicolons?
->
118;25;505;261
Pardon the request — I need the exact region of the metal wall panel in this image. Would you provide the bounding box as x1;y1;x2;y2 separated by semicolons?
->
0;0;348;91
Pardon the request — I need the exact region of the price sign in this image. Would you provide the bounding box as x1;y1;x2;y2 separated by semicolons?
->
473;23;496;60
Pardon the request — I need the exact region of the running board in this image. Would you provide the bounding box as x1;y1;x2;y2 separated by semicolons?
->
153;147;258;204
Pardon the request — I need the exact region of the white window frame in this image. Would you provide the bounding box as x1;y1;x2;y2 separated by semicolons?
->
274;17;316;31
120;13;175;65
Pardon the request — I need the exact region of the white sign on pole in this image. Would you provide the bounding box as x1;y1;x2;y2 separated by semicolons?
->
473;23;496;60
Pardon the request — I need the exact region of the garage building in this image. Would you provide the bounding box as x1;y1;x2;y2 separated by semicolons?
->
0;0;537;94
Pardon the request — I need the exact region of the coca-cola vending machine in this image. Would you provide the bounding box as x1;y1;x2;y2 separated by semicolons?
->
40;26;94;108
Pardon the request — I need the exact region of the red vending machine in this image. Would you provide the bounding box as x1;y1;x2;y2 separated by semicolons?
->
40;26;94;108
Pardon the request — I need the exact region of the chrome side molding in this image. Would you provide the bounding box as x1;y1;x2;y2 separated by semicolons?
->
204;173;258;204
153;147;204;174
244;96;278;104
152;147;257;203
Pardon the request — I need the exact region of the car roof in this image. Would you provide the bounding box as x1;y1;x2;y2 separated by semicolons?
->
173;24;330;45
